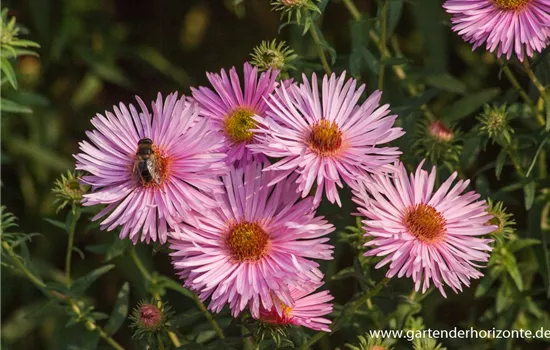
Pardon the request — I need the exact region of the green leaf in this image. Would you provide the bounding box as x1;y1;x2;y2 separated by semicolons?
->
501;249;523;291
104;238;131;262
411;0;447;73
495;149;507;180
136;47;193;86
0;98;32;114
43;218;66;231
104;282;130;336
7;137;73;171
425;73;467;94
523;181;536;211
508;238;540;252
1;57;18;89
157;275;195;300
546;91;550;131
387;0;404;37
71;264;115;293
313;24;336;65
475;267;502;298
528;197;550;298
349;19;371;77
360;47;379;75
526;137;548;177
443;88;500;123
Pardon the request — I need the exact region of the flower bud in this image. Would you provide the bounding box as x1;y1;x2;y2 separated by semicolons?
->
250;40;297;77
52;170;89;213
413;119;461;170
130;300;174;344
135;303;163;331
271;0;320;25
478;104;514;146
487;199;515;239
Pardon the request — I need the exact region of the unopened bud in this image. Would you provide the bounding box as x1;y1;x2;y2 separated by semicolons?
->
478;104;514;146
52;170;89;212
136;303;163;331
250;40;297;75
428;120;453;142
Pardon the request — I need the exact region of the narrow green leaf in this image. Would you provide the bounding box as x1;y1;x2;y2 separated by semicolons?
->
523;181;536;211
104;238;131;262
474;267;502;298
507;238;540;253
360;47;379;75
528;198;550;298
387;0;404;37
71;265;115;293
104;282;130;336
526;137;548;177
1;57;18;90
443;88;500;123
0;98;32;114
545;91;550;131
43;218;66;231
425;73;467;94
495;149;507;180
501;250;523;291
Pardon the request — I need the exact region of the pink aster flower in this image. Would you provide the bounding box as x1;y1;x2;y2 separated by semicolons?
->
249;72;404;206
352;161;496;297
75;93;227;244
443;0;550;61
169;162;334;318
257;280;333;332
191;62;279;164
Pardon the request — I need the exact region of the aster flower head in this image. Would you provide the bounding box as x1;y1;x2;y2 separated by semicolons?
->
75;93;227;244
170;161;334;318
352;161;496;297
257;280;333;332
250;72;404;207
191;62;279;164
443;0;550;61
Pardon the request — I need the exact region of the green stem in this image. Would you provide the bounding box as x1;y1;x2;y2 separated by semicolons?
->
309;22;332;75
192;293;225;340
341;0;361;21
300;278;390;349
3;242;126;350
500;62;534;105
169;331;182;348
378;0;388;91
157;333;165;350
129;247;224;340
129;247;152;281
2;241;46;289
65;206;80;287
523;59;546;95
98;328;125;350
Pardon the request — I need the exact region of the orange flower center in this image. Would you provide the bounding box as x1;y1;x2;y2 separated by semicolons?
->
306;119;343;155
225;221;269;262
491;0;530;10
404;204;446;243
371;346;387;350
223;107;257;144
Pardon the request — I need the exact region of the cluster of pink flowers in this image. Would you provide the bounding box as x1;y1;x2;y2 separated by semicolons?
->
75;0;546;325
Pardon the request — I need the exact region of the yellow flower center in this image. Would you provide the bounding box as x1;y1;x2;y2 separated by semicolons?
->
306;119;343;155
404;204;446;243
491;0;530;10
225;221;269;262
223;108;256;144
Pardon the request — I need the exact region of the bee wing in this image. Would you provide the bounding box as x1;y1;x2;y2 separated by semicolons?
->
147;155;162;184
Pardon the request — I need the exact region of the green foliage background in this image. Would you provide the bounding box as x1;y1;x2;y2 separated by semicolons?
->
2;0;550;349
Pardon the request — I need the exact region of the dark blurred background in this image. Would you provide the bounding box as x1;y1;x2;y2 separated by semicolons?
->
2;0;549;349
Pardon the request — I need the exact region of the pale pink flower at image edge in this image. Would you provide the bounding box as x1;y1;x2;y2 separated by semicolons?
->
258;280;333;332
169;161;334;318
75;93;227;244
352;161;497;297
192;62;279;164
250;72;404;207
444;0;550;61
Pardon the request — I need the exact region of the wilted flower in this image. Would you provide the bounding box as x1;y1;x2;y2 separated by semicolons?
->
352;160;496;297
170;162;334;318
250;72;404;206
478;104;514;146
52;170;89;212
191;62;279;164
251;39;298;77
257;280;333;332
414;119;461;170
443;0;550;61
75;93;227;244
